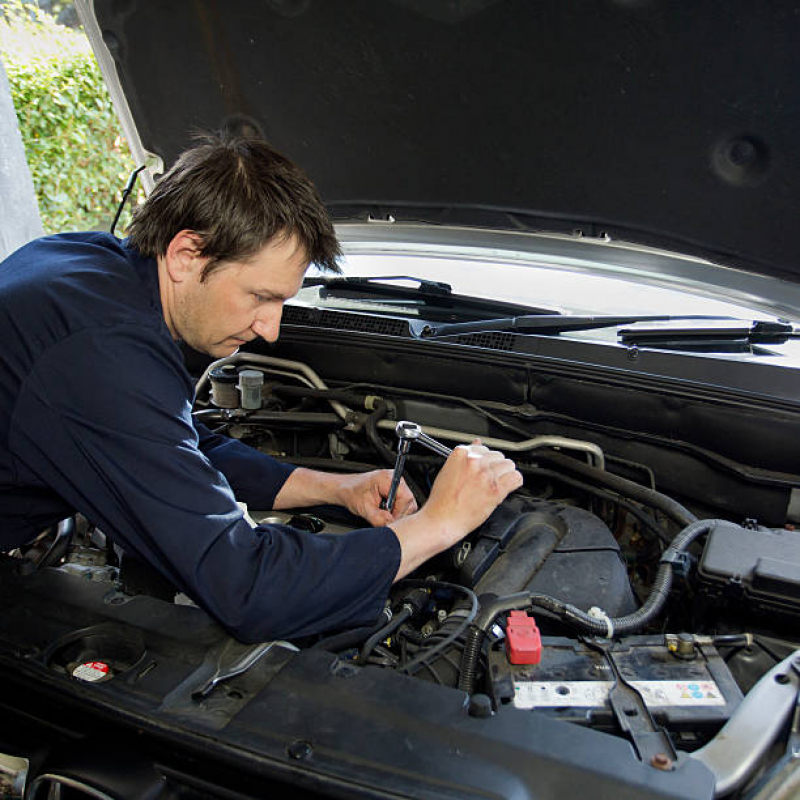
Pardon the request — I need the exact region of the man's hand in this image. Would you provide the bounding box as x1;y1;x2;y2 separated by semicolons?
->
388;441;523;579
334;470;417;526
421;441;521;539
272;466;416;526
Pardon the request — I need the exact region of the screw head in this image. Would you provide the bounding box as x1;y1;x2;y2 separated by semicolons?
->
650;753;674;771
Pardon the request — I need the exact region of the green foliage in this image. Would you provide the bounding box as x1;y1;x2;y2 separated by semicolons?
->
0;0;138;234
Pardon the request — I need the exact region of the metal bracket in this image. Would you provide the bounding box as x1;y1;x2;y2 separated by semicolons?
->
690;649;800;796
584;638;677;768
192;639;299;700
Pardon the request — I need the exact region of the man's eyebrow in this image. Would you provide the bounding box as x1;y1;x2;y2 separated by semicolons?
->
253;289;287;300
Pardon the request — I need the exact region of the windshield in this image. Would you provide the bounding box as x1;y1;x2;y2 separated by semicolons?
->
303;253;772;319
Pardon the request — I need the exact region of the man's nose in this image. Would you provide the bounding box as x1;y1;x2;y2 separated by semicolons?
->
251;305;283;343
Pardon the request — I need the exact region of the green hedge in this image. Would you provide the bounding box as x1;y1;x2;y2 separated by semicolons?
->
0;1;137;234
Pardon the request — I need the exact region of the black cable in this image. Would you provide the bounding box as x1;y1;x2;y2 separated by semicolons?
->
358;607;412;664
110;165;145;236
398;581;478;675
536;451;698;528
339;382;534;441
458;519;717;693
311;610;391;653
520;464;670;545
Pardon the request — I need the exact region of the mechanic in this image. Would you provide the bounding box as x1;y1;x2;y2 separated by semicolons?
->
0;133;522;642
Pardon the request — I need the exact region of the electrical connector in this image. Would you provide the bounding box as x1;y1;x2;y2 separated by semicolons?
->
505;611;541;665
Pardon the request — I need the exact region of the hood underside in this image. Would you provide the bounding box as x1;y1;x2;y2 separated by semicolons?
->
84;0;800;285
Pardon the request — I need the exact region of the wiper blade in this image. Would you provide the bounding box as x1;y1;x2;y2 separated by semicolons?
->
618;319;798;350
302;275;560;319
412;314;729;338
303;274;454;295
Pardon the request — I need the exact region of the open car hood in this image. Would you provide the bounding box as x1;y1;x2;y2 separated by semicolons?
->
78;0;800;289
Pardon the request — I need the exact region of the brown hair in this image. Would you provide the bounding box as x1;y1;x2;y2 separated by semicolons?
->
127;132;341;279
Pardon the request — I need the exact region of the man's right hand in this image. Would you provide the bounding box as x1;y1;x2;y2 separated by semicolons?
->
388;441;523;581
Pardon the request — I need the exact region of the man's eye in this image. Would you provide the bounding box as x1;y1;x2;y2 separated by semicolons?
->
253;293;270;303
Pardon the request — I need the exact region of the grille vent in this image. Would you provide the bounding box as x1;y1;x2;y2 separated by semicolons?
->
283;306;408;337
451;332;518;351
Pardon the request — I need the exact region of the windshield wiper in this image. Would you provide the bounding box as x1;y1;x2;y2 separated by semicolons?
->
412;314;731;338
618;320;798;351
304;274;454;295
302;275;560;319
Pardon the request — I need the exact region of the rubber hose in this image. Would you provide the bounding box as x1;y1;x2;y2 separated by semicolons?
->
358;607;413;664
537;451;698;528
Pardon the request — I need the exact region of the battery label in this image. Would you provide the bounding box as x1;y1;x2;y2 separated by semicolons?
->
513;679;725;709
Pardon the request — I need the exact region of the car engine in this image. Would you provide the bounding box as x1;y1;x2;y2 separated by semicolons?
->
2;346;798;798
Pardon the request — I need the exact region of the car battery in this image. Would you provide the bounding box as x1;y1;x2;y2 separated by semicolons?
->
696;521;800;619
488;634;742;747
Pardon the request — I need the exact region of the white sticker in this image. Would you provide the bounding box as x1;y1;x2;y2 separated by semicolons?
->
72;661;110;683
513;679;725;709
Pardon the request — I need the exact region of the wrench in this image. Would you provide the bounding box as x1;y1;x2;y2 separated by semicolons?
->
383;421;453;512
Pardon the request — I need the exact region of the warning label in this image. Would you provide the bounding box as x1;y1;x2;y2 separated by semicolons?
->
514;679;725;709
72;661;111;683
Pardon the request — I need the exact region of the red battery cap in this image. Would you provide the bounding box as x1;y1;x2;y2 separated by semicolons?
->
505;611;542;665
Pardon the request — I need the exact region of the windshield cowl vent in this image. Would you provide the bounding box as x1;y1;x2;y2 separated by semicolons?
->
282;306;409;337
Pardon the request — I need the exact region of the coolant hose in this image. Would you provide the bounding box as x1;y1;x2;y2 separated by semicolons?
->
458;519;718;694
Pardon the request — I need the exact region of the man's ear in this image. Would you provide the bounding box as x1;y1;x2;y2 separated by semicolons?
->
162;230;207;284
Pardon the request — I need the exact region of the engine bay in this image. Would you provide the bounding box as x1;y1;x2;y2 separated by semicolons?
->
2;344;799;798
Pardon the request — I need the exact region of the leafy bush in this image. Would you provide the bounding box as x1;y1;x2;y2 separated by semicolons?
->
0;0;137;234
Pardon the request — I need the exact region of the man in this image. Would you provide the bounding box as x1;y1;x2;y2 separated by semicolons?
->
0;134;522;642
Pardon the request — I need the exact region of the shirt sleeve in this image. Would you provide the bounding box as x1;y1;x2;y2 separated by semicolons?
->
9;325;401;643
193;419;296;509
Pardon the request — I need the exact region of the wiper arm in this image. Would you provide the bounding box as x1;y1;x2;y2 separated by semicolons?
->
302;275;560;318
413;314;728;338
303;274;453;295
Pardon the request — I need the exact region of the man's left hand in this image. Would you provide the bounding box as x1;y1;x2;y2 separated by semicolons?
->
335;470;417;527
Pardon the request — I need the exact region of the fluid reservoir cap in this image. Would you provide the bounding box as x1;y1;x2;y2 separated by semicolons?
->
72;660;112;682
238;369;264;410
210;365;239;408
210;365;239;383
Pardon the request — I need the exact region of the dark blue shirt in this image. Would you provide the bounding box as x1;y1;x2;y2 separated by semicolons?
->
0;233;400;642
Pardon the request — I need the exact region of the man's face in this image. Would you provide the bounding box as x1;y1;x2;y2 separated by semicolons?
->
172;234;309;358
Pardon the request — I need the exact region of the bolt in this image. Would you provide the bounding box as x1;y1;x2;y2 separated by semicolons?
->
650;753;674;771
287;740;313;761
468;694;493;718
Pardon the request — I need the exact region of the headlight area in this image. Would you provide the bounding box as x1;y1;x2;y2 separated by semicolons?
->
0;352;798;799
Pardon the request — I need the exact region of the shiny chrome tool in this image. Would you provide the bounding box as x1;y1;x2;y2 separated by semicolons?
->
384;421;453;512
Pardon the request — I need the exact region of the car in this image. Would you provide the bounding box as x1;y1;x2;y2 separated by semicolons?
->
1;1;798;798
